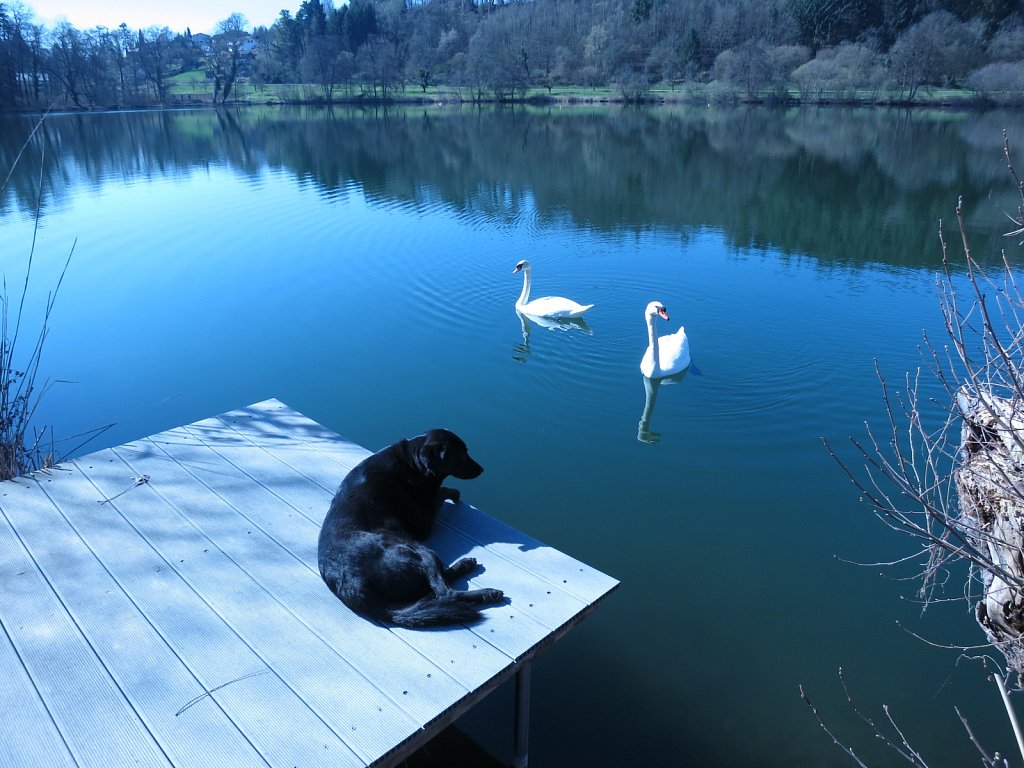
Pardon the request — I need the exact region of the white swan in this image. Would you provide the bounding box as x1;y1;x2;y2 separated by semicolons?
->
513;260;594;318
641;300;691;378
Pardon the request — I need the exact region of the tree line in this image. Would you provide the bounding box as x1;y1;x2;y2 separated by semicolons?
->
1;0;1023;110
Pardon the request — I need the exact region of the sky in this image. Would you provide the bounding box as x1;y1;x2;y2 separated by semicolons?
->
21;1;293;35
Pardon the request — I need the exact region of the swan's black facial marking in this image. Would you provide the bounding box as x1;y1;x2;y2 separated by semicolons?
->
657;305;669;320
513;260;526;274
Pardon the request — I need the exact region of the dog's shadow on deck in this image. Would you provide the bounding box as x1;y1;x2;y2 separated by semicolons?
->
432;499;543;557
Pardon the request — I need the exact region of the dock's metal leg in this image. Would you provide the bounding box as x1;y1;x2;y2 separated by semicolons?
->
513;663;532;768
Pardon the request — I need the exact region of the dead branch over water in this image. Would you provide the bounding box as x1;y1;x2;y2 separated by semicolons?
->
810;132;1024;764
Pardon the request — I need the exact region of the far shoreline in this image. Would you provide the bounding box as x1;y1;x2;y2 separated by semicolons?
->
9;86;1022;117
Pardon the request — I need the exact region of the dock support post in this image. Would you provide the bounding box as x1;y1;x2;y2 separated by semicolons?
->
513;663;532;768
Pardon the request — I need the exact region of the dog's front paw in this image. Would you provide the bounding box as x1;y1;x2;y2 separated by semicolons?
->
438;486;461;504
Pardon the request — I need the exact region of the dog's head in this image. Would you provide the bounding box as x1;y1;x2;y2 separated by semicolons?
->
416;429;483;480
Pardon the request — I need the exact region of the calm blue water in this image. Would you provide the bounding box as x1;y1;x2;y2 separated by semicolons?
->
1;105;1022;766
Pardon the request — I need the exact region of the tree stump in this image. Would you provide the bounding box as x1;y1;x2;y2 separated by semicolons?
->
956;390;1024;678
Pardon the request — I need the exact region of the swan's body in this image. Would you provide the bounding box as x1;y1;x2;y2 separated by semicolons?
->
513;260;594;318
641;300;690;378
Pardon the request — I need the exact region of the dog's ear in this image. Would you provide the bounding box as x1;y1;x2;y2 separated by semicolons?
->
417;432;448;477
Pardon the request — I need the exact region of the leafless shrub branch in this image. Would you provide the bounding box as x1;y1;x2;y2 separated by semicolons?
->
0;119;111;479
808;132;1024;764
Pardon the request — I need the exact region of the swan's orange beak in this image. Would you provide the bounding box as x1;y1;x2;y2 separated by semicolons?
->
513;264;523;274
658;307;669;321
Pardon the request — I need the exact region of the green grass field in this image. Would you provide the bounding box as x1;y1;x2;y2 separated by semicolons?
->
164;68;993;107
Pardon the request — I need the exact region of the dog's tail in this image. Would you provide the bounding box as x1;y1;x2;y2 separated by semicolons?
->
387;590;504;628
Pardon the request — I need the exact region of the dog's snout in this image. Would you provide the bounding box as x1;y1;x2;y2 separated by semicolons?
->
454;456;483;480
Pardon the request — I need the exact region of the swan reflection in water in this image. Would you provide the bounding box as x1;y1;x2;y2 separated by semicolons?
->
638;368;691;444
513;309;592;362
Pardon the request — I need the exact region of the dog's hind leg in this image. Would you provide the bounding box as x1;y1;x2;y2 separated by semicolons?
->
416;547;498;605
388;586;506;627
461;587;505;605
442;556;479;583
413;546;463;597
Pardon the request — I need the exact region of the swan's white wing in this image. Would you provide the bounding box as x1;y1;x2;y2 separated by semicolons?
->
642;328;691;378
519;295;594;318
658;330;691;374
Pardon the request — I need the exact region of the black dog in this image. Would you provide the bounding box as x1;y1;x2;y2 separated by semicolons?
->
317;429;505;628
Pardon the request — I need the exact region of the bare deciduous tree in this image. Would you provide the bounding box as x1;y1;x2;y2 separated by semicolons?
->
136;26;175;103
208;13;248;104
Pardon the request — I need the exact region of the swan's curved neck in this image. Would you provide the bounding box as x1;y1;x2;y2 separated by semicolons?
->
646;312;661;373
517;268;532;307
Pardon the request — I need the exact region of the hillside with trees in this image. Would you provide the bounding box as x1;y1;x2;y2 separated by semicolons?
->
1;0;1023;110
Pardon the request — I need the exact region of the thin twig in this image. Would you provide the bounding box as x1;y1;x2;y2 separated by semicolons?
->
993;673;1024;763
799;683;871;768
97;475;150;504
175;669;271;717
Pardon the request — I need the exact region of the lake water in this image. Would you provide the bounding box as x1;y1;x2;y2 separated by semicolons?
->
2;105;1024;766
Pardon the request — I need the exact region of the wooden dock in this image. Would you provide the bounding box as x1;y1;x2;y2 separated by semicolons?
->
0;399;618;768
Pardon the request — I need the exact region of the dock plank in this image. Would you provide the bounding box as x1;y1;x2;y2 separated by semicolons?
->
0;480;174;768
0;517;79;768
0;399;619;768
